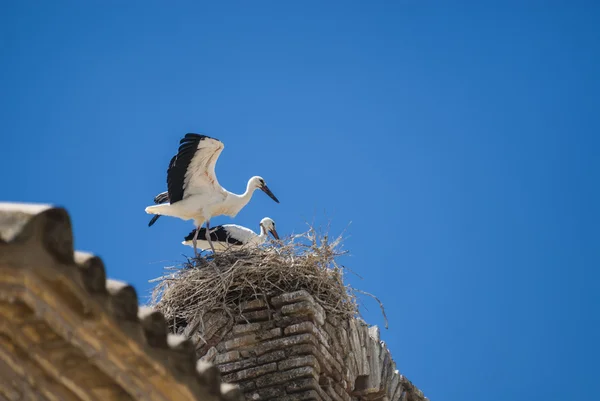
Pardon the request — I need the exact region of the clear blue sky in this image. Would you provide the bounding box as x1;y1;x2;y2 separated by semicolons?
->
2;1;599;400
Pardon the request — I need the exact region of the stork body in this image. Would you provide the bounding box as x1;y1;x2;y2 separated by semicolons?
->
144;133;279;255
182;217;279;252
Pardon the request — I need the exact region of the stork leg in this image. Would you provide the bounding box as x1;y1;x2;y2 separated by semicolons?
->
205;220;216;254
192;225;201;257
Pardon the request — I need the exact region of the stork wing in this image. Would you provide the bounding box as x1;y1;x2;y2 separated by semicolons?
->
153;191;169;204
184;226;245;245
167;133;225;203
147;191;169;227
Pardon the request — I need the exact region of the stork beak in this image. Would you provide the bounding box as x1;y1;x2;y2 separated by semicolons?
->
261;185;280;203
269;228;280;240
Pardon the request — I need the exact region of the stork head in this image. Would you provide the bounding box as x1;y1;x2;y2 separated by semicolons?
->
250;176;280;203
260;217;280;240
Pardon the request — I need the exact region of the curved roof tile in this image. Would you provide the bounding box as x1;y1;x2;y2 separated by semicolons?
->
0;202;242;401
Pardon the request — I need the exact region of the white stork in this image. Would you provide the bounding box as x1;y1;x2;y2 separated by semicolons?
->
182;217;279;252
145;133;279;255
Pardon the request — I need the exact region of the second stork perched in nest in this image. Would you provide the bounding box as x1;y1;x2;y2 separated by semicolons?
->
145;133;280;255
182;217;279;252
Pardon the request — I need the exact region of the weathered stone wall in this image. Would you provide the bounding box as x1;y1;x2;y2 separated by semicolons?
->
180;290;428;401
0;202;242;401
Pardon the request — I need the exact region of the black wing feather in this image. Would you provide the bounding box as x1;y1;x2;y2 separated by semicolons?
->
148;155;176;228
184;226;244;245
153;191;169;204
148;191;170;227
167;133;218;204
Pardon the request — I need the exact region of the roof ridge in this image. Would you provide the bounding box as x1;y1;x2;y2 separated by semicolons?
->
0;202;242;401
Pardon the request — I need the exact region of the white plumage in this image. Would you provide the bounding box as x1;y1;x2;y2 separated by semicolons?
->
182;217;279;252
144;133;279;254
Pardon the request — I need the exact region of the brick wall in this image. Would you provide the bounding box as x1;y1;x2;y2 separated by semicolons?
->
179;290;428;401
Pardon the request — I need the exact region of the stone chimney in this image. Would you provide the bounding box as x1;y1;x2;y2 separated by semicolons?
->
179;290;427;401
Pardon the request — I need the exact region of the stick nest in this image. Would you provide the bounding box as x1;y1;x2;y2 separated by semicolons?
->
151;227;360;330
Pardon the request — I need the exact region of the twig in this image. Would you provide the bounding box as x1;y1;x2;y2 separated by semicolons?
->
354;289;388;329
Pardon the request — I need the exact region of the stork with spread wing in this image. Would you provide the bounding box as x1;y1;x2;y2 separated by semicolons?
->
145;133;279;254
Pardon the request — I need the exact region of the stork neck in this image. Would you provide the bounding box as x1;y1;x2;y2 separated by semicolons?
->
258;225;267;238
226;180;257;214
240;179;258;202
